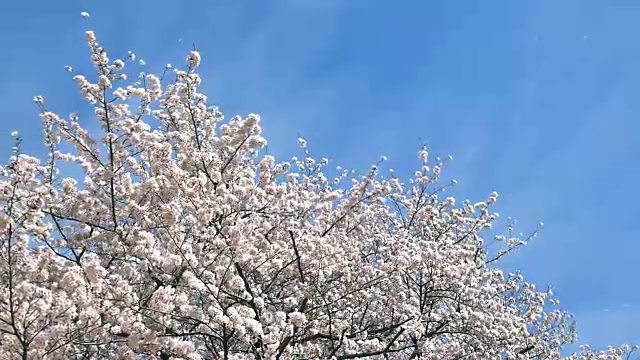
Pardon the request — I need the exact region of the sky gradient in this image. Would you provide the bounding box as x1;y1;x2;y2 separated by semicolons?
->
1;0;639;350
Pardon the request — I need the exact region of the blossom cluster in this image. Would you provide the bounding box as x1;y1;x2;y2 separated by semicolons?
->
0;21;634;360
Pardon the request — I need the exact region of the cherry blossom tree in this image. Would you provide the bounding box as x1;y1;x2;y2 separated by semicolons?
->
0;17;635;360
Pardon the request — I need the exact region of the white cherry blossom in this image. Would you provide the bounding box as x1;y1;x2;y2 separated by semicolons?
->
0;15;633;360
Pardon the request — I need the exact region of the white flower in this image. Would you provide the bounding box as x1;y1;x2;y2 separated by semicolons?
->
85;30;96;43
418;148;429;162
187;50;201;67
229;276;244;291
288;312;307;327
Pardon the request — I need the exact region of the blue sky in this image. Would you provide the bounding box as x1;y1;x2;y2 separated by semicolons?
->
1;0;639;350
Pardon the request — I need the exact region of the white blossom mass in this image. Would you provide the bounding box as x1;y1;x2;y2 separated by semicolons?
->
0;15;635;360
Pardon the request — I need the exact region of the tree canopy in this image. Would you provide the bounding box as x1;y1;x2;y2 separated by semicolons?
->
0;18;634;360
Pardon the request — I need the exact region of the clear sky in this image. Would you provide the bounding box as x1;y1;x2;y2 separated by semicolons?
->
1;0;638;350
